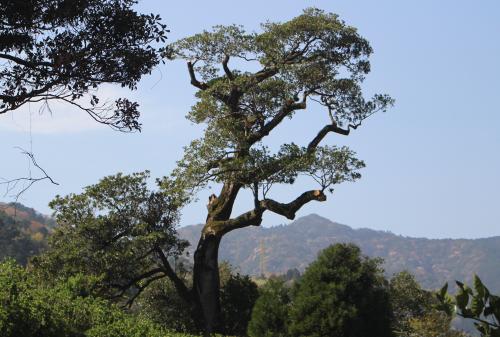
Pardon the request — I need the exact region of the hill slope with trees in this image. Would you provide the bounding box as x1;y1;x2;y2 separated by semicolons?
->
2;203;499;294
179;214;500;292
0;202;54;265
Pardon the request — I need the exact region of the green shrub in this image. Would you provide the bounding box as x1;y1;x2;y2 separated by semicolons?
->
0;259;168;337
288;243;393;337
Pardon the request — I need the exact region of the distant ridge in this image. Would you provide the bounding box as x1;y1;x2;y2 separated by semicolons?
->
179;214;500;292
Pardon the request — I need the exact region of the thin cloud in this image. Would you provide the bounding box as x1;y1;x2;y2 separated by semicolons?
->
0;86;130;134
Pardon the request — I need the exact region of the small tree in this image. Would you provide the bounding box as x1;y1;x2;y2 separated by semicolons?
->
288;243;393;337
0;0;168;130
390;271;467;337
34;172;190;306
407;311;469;337
389;271;438;335
248;279;291;337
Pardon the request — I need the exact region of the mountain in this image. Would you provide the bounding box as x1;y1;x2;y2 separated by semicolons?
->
0;202;55;265
179;214;500;292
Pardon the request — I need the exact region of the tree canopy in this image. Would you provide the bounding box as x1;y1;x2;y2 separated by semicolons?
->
0;0;168;130
166;7;393;234
389;271;467;337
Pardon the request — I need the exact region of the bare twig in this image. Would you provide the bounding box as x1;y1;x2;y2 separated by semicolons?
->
0;147;59;201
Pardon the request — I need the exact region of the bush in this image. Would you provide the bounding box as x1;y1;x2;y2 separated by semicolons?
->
288;243;393;337
0;259;167;337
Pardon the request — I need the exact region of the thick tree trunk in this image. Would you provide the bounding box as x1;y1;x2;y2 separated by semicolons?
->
193;232;222;334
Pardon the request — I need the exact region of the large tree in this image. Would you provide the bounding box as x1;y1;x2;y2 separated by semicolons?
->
0;0;168;130
165;8;393;333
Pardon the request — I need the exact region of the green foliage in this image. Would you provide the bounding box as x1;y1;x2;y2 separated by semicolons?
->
389;271;464;336
0;259;169;337
247;279;291;337
138;277;198;333
33;172;188;302
437;275;500;336
407;311;469;337
389;271;439;335
287;243;393;337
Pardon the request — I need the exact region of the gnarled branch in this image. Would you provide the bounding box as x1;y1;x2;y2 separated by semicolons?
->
208;189;326;236
307;122;351;152
222;55;234;80
187;61;208;90
260;189;326;220
247;95;307;145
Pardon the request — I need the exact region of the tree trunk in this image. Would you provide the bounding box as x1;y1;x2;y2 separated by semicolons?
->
193;232;222;334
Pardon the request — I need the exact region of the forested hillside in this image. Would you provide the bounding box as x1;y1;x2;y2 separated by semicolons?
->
0;202;54;265
180;214;500;292
2;204;500;294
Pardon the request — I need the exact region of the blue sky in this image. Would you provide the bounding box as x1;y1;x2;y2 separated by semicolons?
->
1;0;499;239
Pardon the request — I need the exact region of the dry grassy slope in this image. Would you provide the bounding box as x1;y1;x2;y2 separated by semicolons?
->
179;214;500;292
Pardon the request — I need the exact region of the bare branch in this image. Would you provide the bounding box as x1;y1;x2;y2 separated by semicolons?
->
1;148;59;201
307;107;379;152
206;208;264;237
307;122;350;152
